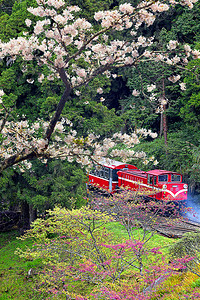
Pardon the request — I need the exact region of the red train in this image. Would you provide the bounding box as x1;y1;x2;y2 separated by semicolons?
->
88;159;188;201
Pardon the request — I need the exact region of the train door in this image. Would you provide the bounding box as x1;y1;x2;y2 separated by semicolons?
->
147;174;156;198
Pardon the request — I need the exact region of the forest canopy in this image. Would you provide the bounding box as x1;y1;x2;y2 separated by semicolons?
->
0;0;200;220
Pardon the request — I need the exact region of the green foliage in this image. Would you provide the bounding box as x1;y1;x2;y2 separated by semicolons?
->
0;168;18;210
64;99;123;137
120;59;184;134
186;145;200;193
0;0;38;41
0;0;200;231
15;203;199;299
192;277;200;288
170;2;200;44
0;0;15;16
130;132;194;174
169;232;200;276
118;1;200;138
16;159;87;212
0;159;87;216
180;58;200;126
69;0;114;22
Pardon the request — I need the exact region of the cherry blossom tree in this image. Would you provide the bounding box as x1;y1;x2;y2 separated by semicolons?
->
0;0;199;172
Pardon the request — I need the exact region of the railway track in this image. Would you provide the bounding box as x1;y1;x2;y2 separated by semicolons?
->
89;191;200;239
151;220;200;238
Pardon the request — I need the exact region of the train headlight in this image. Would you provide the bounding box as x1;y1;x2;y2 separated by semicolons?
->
162;184;167;190
183;184;188;189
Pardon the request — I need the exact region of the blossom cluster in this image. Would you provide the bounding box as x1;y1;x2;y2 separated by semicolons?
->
0;0;199;96
0;108;158;171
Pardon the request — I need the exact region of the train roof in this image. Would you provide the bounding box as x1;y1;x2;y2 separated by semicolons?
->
118;168;181;178
147;169;181;176
118;169;147;178
97;158;137;169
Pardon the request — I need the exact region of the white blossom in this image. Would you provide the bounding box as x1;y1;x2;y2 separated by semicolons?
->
168;75;181;83
179;82;186;90
25;19;32;27
147;84;156;92
97;88;103;94
0;90;5;97
153;160;159;166
132;89;140;96
27;78;34;84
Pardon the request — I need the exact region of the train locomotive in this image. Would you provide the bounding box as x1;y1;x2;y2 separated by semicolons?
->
88;159;188;202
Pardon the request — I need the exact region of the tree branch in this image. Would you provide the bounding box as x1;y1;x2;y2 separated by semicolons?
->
45;67;72;141
0;149;49;173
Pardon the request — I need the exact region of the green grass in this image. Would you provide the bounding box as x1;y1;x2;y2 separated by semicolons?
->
105;221;174;254
0;231;43;300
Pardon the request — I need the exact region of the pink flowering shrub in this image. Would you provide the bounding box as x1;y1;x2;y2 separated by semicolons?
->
15;200;197;299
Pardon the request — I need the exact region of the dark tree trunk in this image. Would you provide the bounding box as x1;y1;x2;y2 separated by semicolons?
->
163;105;168;147
19;201;30;232
160;78;168;153
160;112;163;137
29;205;37;224
162;78;167;148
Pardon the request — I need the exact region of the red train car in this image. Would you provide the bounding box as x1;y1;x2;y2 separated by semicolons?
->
89;159;137;193
88;159;188;201
117;168;188;201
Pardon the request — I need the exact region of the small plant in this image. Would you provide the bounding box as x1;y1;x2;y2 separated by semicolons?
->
169;232;200;277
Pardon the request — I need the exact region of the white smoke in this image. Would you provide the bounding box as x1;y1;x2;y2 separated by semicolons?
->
184;194;200;223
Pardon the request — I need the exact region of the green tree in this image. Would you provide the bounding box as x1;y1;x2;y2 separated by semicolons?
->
180;57;200;127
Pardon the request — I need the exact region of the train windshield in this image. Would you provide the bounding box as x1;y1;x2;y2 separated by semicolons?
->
171;174;181;182
158;174;168;182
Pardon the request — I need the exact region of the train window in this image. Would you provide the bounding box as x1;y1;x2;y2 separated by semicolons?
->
94;168;98;176
90;168;94;175
148;175;153;185
171;174;181;182
104;167;109;179
100;167;104;178
158;175;168;182
154;176;157;185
